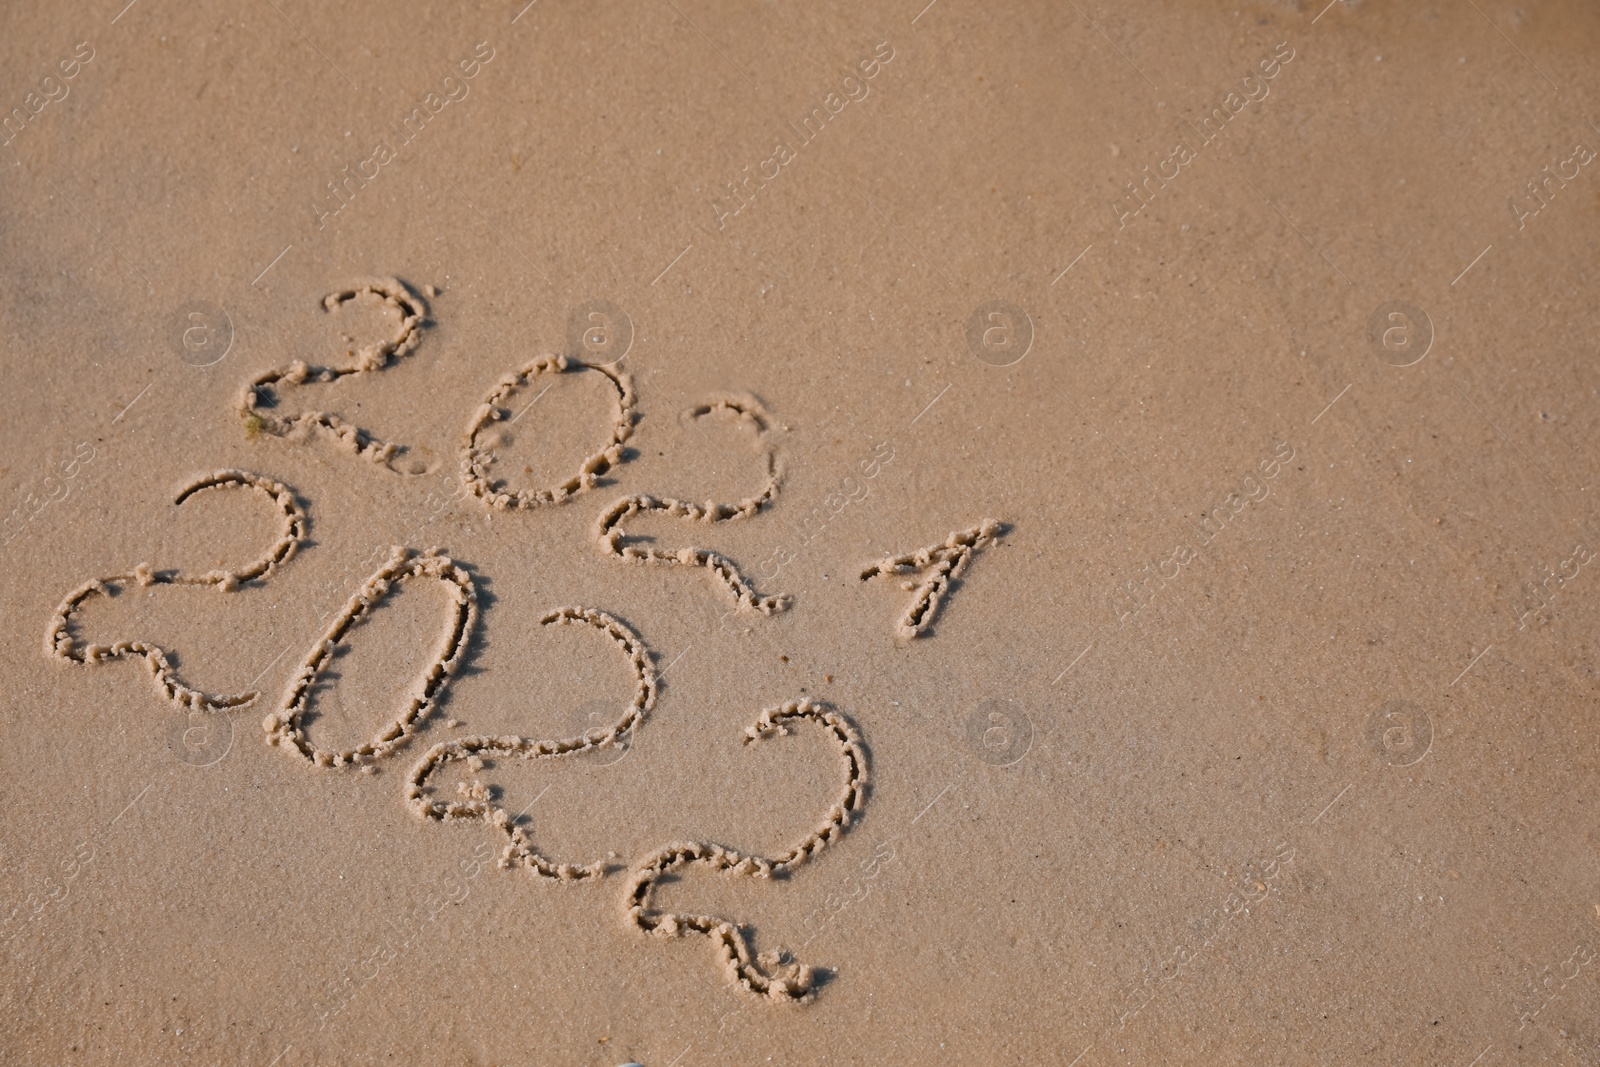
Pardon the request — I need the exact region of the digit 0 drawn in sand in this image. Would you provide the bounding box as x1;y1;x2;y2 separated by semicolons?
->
595;397;791;615
404;606;658;879
459;354;636;508
623;698;869;1003
238;278;433;475
45;470;307;711
859;519;1006;639
264;547;478;768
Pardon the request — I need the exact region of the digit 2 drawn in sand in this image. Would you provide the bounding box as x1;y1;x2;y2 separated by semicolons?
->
860;519;1006;639
460;354;637;508
596;397;791;615
405;606;659;880
264;547;479;768
625;698;868;1003
238;278;432;475
45;470;307;711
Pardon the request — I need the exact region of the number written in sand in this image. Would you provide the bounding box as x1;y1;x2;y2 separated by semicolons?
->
236;284;788;614
859;519;1006;639
52;277;1030;1007
460;355;637;509
46;469;307;712
239;278;434;475
264;547;480;769
594;397;792;615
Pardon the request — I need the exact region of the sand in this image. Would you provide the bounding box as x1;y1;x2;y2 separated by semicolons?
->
3;0;1600;1062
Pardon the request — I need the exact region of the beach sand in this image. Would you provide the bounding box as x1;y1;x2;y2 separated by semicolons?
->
3;0;1600;1062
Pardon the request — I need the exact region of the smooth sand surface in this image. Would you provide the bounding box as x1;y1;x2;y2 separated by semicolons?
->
4;0;1600;1063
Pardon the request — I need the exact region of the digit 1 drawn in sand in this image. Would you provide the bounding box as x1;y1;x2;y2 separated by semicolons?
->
404;606;659;880
595;397;791;615
859;519;1006;639
264;547;478;768
237;278;432;475
45;470;308;711
622;698;868;1003
459;355;637;508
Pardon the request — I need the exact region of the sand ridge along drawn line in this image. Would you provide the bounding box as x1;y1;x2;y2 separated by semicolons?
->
460;354;637;508
238;278;432;475
265;547;479;768
405;606;660;880
45;470;307;712
623;698;870;1003
595;396;791;615
859;519;1006;639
